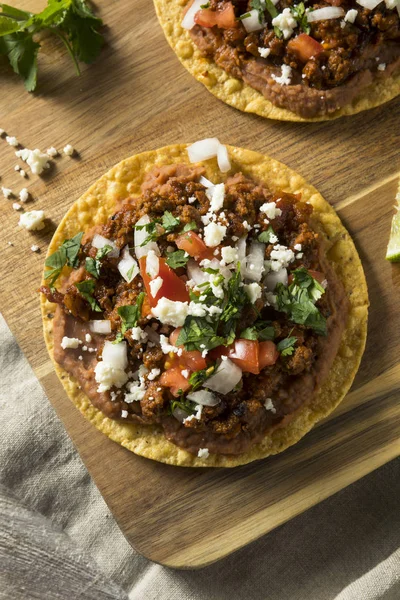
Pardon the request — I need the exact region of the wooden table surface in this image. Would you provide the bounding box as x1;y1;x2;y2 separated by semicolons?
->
0;0;399;569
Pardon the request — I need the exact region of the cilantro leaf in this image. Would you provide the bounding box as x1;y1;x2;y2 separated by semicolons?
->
277;336;297;356
182;221;198;232
117;292;145;334
0;32;39;91
263;0;278;19
44;232;83;285
176;316;224;352
0;4;31;20
291;3;310;34
84;243;112;279
258;226;276;244
162;211;180;232
240;327;258;340
189;366;215;391
134;221;159;246
166;250;189;270
170;397;195;415
241;322;275;341
75;279;102;312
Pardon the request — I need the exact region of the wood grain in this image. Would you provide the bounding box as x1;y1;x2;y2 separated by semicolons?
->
0;0;399;569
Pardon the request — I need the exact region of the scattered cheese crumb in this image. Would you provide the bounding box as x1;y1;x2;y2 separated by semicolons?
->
244;282;262;304
61;336;81;349
19;188;29;203
85;333;92;343
378;63;386;71
121;410;128;418
14;165;20;171
204;221;227;247
46;147;58;157
152;298;189;328
6;136;18;147
258;47;271;58
18;210;46;231
294;243;302;251
2;187;12;199
221;245;238;264
150;276;163;298
344;8;357;23
16;148;50;175
12;203;22;211
264;398;276;414
20;169;26;178
271;64;292;86
197;448;209;459
63;144;75;156
188;196;196;204
271;9;297;40
260;202;282;220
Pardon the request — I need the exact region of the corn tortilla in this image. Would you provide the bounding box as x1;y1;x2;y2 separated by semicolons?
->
41;144;368;467
153;0;400;122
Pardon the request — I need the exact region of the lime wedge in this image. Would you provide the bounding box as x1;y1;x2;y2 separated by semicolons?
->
386;191;400;262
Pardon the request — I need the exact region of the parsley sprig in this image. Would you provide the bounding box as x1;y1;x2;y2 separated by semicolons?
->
275;268;327;335
44;232;83;286
0;0;104;91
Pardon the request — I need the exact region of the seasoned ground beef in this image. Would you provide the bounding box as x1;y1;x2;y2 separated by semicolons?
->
41;164;349;456
186;0;400;117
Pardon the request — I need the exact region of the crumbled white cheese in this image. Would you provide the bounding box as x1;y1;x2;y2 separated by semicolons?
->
197;448;209;459
260;202;282;220
20;169;26;178
147;368;161;381
264;398;276;413
206;183;225;212
149;275;163;298
94;362;129;393
271;64;293;85
12;203;22;211
18;210;46;231
6;136;18;147
130;326;148;342
294;243;302;251
258;47;271;58
16;148;50;175
46;147;58;157
244;282;262;304
242;220;252;231
183;404;203;423
159;334;180;354
121;409;128;418
188;196;196;204
19;188;29;203
344;8;358;22
378;63;386;71
2;187;12;199
181;369;189;379
272;9;297;40
204;222;227;247
63;144;75;156
146;250;159;278
124;378;146;403
61;336;81;349
14;165;20;171
152;298;189;327
85;333;92;343
31;245;40;253
270;244;295;268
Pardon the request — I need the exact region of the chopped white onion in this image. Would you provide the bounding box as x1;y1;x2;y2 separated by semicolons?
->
207;258;233;282
241;9;264;32
199;176;215;188
118;245;139;283
134;215;160;259
187;390;220;406
264;267;288;291
89;320;112;334
307;7;345;21
101;340;128;370
217;144;231;173
181;0;203;30
243;241;265;282
188;138;221;163
172;406;190;423
356;0;383;8
204;358;242;395
92;234;119;258
235;235;247;276
187;259;209;286
144;326;160;344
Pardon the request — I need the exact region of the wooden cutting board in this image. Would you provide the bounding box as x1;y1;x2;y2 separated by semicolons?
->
0;0;399;569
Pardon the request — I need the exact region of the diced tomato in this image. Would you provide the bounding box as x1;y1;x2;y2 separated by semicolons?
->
228;339;260;374
194;2;237;29
259;341;279;370
160;368;191;397
175;230;214;261
139;257;189;307
287;34;324;63
168;328;207;371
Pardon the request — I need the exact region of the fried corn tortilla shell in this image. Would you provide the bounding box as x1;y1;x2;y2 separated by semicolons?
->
153;0;400;122
41;144;368;467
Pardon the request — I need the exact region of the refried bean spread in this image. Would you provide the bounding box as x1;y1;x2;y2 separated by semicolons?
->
184;0;400;118
41;164;349;456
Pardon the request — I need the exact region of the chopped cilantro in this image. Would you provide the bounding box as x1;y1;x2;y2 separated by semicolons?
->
241;321;275;341
84;244;113;279
200;2;210;8
182;221;198;232
263;0;278;19
240;327;258;340
170;397;195;415
258;226;276;244
291;3;310;34
166;250;189;270
44;232;83;285
277;336;297;356
134;221;159;246
117;292;145;334
238;11;251;20
274;26;283;38
75;279;102;312
162;211;180;232
189;366;215;391
0;0;104;92
275;268;327;335
176;316;225;352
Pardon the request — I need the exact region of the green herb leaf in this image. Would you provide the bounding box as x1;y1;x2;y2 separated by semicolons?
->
84;244;112;279
0;31;39;91
170;397;195;415
0;4;31;20
258;226;277;244
189;366;215;391
277;336;297;356
176;316;225;352
182;221;198;232
162;211;180;232
241;321;275;341
44;231;83;285
263;0;278;19
291;2;310;34
166;249;189;270
134;221;159;246
240;327;258;340
200;2;210;8
75;279;102;312
117;292;145;334
63;231;84;268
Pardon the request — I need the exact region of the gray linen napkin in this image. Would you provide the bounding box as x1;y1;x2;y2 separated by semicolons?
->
0;312;399;600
